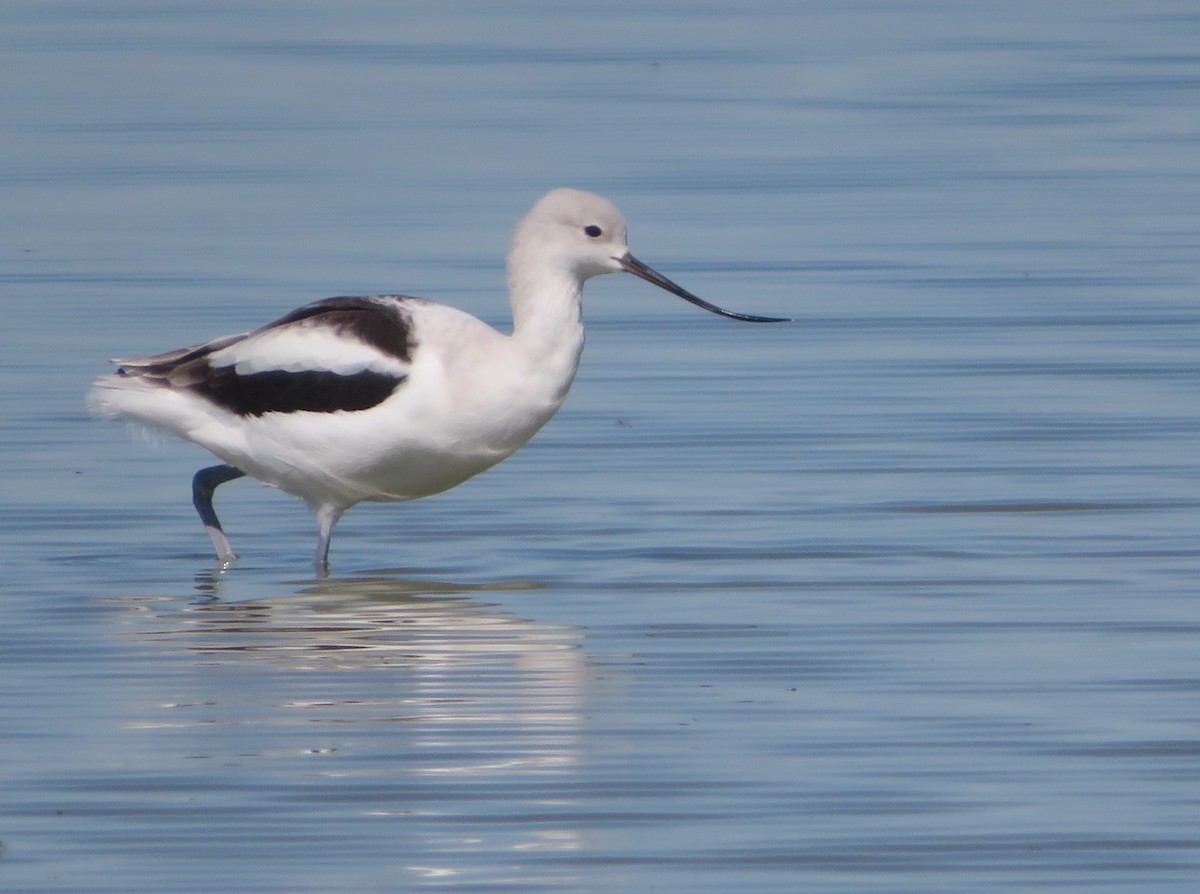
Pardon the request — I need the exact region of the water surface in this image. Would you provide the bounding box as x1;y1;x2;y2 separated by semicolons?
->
2;2;1198;891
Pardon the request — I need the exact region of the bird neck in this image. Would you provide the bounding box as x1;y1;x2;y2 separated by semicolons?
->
507;262;586;399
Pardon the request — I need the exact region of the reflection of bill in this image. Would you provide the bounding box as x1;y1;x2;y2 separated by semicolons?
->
122;577;592;873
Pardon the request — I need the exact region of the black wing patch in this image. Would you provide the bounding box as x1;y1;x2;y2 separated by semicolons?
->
262;296;417;362
115;296;418;417
189;367;404;416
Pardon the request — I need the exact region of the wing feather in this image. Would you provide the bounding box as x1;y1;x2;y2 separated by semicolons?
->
109;296;421;416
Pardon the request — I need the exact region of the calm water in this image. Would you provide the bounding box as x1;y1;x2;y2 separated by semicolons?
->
3;1;1199;891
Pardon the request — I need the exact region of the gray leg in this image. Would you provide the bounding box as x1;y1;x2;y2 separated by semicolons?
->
313;503;344;577
193;464;246;565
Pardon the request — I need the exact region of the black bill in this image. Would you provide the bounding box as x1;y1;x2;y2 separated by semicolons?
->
618;254;790;323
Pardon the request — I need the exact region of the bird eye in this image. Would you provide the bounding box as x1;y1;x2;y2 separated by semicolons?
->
584;225;603;238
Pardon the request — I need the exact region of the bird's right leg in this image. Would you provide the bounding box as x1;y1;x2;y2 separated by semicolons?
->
312;503;344;579
192;464;246;565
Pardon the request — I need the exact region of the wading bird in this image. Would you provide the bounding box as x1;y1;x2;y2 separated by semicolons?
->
89;188;788;573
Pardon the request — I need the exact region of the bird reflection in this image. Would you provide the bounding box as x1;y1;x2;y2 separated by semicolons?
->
116;574;592;872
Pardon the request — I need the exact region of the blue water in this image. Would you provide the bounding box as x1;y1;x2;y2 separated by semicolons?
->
2;1;1199;891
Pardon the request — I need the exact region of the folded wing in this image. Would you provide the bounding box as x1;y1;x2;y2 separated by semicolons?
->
108;296;419;417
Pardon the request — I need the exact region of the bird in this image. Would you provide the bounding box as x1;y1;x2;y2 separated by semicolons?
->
88;188;788;574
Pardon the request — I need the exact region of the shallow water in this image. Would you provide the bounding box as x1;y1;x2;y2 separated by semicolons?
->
2;1;1199;891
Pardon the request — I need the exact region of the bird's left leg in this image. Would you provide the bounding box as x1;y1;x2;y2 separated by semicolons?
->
192;464;246;565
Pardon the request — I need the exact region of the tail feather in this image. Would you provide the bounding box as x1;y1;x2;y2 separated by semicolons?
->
88;372;217;441
88;329;250;436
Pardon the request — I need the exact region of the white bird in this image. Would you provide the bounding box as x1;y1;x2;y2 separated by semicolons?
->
88;188;787;574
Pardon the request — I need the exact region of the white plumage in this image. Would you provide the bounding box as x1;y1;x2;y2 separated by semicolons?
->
89;188;787;573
